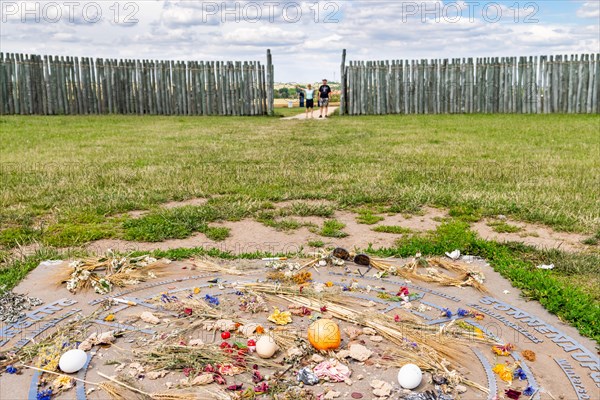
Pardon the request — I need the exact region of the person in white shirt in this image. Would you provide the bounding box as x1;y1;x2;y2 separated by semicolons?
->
302;84;315;118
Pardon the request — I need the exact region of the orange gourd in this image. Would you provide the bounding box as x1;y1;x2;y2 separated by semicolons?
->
307;318;341;350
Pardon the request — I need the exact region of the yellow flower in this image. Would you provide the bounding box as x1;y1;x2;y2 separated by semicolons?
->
53;375;73;389
267;307;293;325
104;314;115;322
325;281;334;287
193;287;201;294
492;364;513;382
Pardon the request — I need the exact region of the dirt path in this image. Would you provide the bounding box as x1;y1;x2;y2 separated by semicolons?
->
281;106;338;120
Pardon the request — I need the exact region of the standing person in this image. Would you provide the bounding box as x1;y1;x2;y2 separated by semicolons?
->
318;79;331;118
303;84;315;118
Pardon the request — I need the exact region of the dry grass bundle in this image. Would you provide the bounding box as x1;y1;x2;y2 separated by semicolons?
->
136;344;232;371
237;282;368;310
159;297;224;319
370;257;488;292
98;372;209;400
136;344;280;372
270;327;302;349
191;259;245;275
56;254;170;294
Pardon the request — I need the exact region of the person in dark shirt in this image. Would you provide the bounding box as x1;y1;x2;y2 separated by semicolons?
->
318;79;331;118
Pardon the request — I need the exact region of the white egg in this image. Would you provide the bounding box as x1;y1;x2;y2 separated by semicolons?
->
255;335;278;359
397;363;422;389
59;349;88;374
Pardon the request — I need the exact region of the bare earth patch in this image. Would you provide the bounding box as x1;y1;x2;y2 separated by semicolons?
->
82;204;595;256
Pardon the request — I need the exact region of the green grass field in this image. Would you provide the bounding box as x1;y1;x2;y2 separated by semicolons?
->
1;113;599;341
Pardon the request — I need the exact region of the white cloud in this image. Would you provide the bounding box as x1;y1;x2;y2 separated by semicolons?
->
576;1;600;18
223;26;306;46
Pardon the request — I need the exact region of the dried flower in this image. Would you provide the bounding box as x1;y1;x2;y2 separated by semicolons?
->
492;343;515;356
513;367;527;380
456;308;469;317
204;294;220;306
267;307;292;325
36;389;53;400
523;386;536;396
254;382;269;393
521;349;536;362
52;375;73;390
397;286;409;296
492;364;513;383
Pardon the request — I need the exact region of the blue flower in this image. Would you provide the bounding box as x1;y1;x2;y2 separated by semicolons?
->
513;368;527;380
6;365;17;374
235;291;244;296
37;389;53;400
441;308;452;318
204;294;220;306
523;386;535;396
457;308;469;317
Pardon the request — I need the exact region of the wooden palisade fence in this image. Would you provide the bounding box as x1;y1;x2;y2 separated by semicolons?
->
0;50;274;116
340;52;599;115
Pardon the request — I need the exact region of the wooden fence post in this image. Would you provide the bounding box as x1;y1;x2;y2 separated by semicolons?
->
266;49;274;115
340;49;346;115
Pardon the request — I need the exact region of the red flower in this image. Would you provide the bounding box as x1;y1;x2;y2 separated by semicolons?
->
227;384;243;391
247;339;256;347
221;331;231;340
213;374;226;385
252;369;263;383
394;315;401;322
183;367;194;377
397;286;409;296
254;382;269;393
184;308;193;316
220;342;231;349
320;306;327;312
204;364;216;373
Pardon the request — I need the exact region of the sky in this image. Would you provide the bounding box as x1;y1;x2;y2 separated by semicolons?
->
1;0;599;83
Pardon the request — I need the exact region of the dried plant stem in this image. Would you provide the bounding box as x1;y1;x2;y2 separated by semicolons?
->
20;364;99;385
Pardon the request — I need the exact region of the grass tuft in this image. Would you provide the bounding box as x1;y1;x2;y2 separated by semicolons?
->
372;225;412;234
317;219;348;238
487;221;522;233
307;239;325;248
204;226;230;241
356;210;384;225
448;205;482;222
